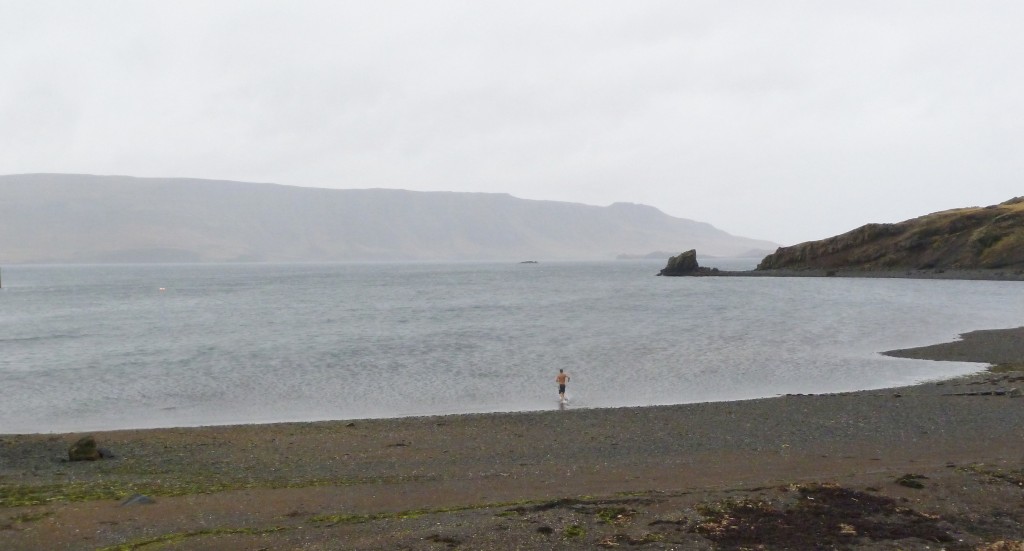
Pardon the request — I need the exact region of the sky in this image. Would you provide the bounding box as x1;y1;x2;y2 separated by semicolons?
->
2;1;1022;245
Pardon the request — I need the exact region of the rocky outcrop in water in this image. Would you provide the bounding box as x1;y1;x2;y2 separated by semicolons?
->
757;197;1024;272
658;249;720;276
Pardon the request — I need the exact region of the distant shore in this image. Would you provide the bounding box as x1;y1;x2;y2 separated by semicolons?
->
3;327;1024;549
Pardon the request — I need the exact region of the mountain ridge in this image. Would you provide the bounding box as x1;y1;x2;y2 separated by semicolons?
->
0;173;777;264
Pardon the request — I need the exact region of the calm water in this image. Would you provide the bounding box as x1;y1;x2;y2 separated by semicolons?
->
2;261;1022;434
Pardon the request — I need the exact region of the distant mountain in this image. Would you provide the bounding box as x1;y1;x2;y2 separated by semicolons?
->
757;197;1024;271
0;174;778;264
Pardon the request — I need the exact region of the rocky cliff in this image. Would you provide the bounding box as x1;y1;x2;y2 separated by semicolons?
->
757;198;1024;272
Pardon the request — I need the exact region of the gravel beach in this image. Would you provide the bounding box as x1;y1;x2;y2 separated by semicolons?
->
3;328;1024;550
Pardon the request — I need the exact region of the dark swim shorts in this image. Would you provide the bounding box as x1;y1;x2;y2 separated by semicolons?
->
559;384;566;393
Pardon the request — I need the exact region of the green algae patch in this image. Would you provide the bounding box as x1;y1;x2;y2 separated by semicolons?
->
310;501;515;526
563;524;585;538
989;363;1024;374
1;509;54;530
595;506;635;524
0;479;254;508
95;526;292;551
0;474;415;508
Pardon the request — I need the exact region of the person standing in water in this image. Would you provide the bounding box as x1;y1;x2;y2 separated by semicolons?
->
555;369;570;403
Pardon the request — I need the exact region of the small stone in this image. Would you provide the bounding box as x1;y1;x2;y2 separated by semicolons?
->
120;494;156;506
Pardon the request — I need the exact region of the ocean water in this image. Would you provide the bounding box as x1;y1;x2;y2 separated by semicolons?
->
1;261;1022;434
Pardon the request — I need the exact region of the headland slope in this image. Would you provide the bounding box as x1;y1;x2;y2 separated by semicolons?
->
758;197;1024;273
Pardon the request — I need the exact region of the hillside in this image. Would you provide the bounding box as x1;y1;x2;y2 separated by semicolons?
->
0;174;777;264
757;197;1024;272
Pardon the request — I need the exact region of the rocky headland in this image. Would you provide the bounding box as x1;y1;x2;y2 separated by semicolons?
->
758;197;1024;272
661;197;1024;279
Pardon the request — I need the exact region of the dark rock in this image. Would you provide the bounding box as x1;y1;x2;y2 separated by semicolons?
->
68;435;101;461
658;249;711;276
895;474;927;489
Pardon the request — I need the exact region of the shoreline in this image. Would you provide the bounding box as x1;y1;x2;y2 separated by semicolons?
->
687;267;1024;281
3;327;1024;549
11;326;1020;438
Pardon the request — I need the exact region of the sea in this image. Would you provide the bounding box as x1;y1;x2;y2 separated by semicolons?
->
2;259;1022;435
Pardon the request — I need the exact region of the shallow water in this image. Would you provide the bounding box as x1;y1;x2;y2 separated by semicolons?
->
2;261;1022;434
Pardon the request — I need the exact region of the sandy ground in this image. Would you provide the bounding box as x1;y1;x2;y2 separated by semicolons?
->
2;328;1024;550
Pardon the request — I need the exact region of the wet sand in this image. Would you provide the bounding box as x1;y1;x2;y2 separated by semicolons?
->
3;328;1024;550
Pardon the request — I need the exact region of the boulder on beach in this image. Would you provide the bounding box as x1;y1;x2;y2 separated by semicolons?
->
68;435;101;461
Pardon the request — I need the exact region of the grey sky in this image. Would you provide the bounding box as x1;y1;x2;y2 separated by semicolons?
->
2;1;1022;245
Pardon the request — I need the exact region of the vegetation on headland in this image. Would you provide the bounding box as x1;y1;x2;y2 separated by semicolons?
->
757;197;1024;272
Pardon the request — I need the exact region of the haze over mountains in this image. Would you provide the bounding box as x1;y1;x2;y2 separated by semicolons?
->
0;174;777;264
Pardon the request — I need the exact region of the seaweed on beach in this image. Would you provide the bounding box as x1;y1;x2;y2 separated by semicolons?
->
895;473;929;489
691;483;956;549
502;496;655;517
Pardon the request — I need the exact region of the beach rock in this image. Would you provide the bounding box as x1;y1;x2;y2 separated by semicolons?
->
68;435;101;461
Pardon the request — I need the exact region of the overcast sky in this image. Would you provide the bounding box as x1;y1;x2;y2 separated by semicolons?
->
2;1;1022;245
